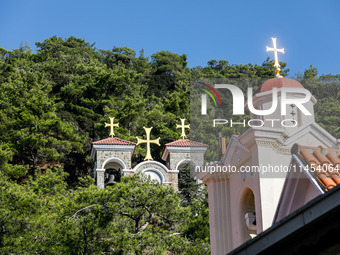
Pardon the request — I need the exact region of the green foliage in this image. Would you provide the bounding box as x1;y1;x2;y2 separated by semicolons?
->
0;50;83;177
178;163;210;247
298;69;340;138
178;163;202;205
183;187;210;245
0;144;27;179
0;35;339;253
0;170;209;254
0;35;294;179
192;57;289;78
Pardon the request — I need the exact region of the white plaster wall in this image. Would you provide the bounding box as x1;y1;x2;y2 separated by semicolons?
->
200;84;340;255
256;144;291;230
207;177;232;255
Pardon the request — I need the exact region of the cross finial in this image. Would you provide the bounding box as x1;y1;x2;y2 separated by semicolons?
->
266;37;285;77
105;117;119;137
176;118;190;139
136;127;160;161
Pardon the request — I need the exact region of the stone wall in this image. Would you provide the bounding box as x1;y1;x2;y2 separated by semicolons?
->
134;161;179;191
96;169;105;189
169;152;204;170
96;150;132;169
134;161;170;182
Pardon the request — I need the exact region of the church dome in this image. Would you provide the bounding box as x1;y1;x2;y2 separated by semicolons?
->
254;77;304;95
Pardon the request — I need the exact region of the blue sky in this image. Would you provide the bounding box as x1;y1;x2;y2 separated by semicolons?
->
0;0;339;76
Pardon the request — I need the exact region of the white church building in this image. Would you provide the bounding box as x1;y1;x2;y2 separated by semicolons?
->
196;76;340;255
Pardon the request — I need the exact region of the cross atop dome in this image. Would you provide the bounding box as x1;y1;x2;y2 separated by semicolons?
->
266;37;285;78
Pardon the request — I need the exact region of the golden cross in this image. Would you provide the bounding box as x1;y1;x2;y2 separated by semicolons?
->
136;127;160;161
266;37;285;77
176;118;190;139
105;117;119;137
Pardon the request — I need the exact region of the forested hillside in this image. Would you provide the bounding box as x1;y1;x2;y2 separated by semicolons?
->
1;36;338;182
0;36;339;254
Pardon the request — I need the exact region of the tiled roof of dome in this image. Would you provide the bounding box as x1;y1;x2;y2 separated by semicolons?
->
254;77;304;95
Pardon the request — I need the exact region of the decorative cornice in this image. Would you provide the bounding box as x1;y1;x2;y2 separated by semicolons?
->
165;146;208;153
255;140;291;155
133;160;170;173
195;170;229;184
90;145;135;159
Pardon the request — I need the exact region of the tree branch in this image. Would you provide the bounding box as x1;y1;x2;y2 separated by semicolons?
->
68;204;96;222
169;232;184;237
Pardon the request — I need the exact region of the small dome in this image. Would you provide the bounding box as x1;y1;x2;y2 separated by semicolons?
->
254;78;304;95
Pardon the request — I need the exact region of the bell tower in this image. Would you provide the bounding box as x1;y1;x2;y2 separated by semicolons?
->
196;38;322;255
90;117;136;188
161;118;208;188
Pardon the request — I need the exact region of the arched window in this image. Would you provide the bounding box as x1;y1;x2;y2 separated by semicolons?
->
239;188;257;243
177;160;199;181
142;169;163;183
104;168;121;186
103;160;124;186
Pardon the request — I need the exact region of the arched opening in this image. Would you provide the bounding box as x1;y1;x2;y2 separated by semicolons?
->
104;168;121;186
102;158;125;186
142;169;163;183
177;160;199;181
178;162;201;204
239;188;257;243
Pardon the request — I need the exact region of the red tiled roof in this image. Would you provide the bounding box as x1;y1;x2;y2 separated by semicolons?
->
92;137;136;146
254;78;304;95
165;139;208;147
296;144;340;191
